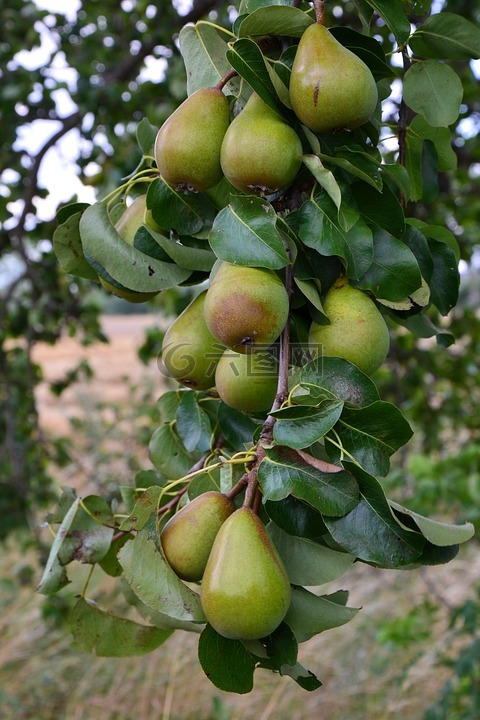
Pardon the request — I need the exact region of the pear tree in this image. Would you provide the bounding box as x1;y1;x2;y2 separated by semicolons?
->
40;0;478;695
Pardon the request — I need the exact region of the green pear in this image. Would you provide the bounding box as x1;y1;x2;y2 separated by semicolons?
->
204;263;289;352
220;93;302;195
215;349;278;415
308;277;390;375
154;87;230;191
162;291;225;390
201;507;291;640
290;23;378;133
100;195;159;303
161;491;235;582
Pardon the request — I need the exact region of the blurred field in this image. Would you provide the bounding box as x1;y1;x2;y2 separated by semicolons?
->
1;315;477;720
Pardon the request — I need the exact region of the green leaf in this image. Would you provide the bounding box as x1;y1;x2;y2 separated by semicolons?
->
218;402;260;450
38;496;114;595
331;401;413;477
209;195;289;269
300;357;380;408
293;277;324;313
323;464;425;567
354;227;422;301
53;210;99;281
136;117;157;155
238;6;313;38
179;23;238;95
302;155;342;214
428;239;460;316
267;522;355;585
406;218;460;262
389;501;475;546
278;662;322;691
258;446;359;517
148;424;202;479
285;586;359;636
330;26;393;80
99;533;133;577
403;60;463;128
297;194;373;281
261;622;298;667
226;38;282;113
146;229;215;272
271;400;344;449
119;486;162;532
118;530;205;622
265;496;328;539
176;391;212;452
198;624;255;694
146;178;217;236
80;202;191;291
409;12;480;60
71;598;171;657
364;0;411;44
318;149;383;191
351;181;405;237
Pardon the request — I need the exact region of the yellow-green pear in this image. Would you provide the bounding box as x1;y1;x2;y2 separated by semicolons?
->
162;291;225;390
100;196;159;303
308;277;390;375
161;491;235;582
215;350;278;415
290;23;378;133
201;507;291;639
155;87;230;191
204;263;289;352
220;93;302;195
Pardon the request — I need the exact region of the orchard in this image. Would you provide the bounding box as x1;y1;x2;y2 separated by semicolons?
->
38;0;478;696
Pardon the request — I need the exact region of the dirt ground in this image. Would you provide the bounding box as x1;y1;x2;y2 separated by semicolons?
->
32;314;163;436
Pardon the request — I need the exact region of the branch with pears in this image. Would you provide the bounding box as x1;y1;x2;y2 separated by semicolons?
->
42;0;477;695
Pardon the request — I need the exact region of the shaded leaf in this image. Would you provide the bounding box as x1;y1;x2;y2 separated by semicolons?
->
198;624;255;694
363;0;411;44
53;210;99;281
428;239;460;316
176;391;212;452
285;586;359;636
71;598;172;657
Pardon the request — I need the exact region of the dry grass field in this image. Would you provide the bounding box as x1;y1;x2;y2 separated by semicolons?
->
1;315;477;720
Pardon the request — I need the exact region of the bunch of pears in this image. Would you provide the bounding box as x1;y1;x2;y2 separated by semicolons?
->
153;18;378;197
161;490;291;640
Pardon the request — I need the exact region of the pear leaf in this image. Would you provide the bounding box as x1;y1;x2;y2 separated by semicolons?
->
209;195;289;269
403;61;463;128
38;496;114;595
146;178;217;236
318;149;383;191
271;400;344;449
285;586;359;636
409;12;480;60
363;0;412;44
176;391;212;452
146;229;215;272
119;486;163;532
80;202;191;291
179;23;238;95
323;464;425;567
118;530;206;622
354;227;422;301
258;446;359;517
267;521;355;585
389;501;475;546
71;598;172;657
297;194;373;280
226;38;282;114
428;239;460;316
330;401;414;477
300;357;380;408
238;6;314;38
53;210;99;281
198;624;255;694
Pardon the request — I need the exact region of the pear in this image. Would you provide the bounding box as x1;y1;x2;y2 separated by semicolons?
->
220;93;302;195
215;349;278;415
308;277;390;375
204;263;289;352
100;195;159;303
154;87;230;191
161;491;235;582
162;291;225;390
290;23;378;134
201;507;291;640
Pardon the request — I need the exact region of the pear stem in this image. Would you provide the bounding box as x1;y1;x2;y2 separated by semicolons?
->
313;0;325;25
215;68;238;91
